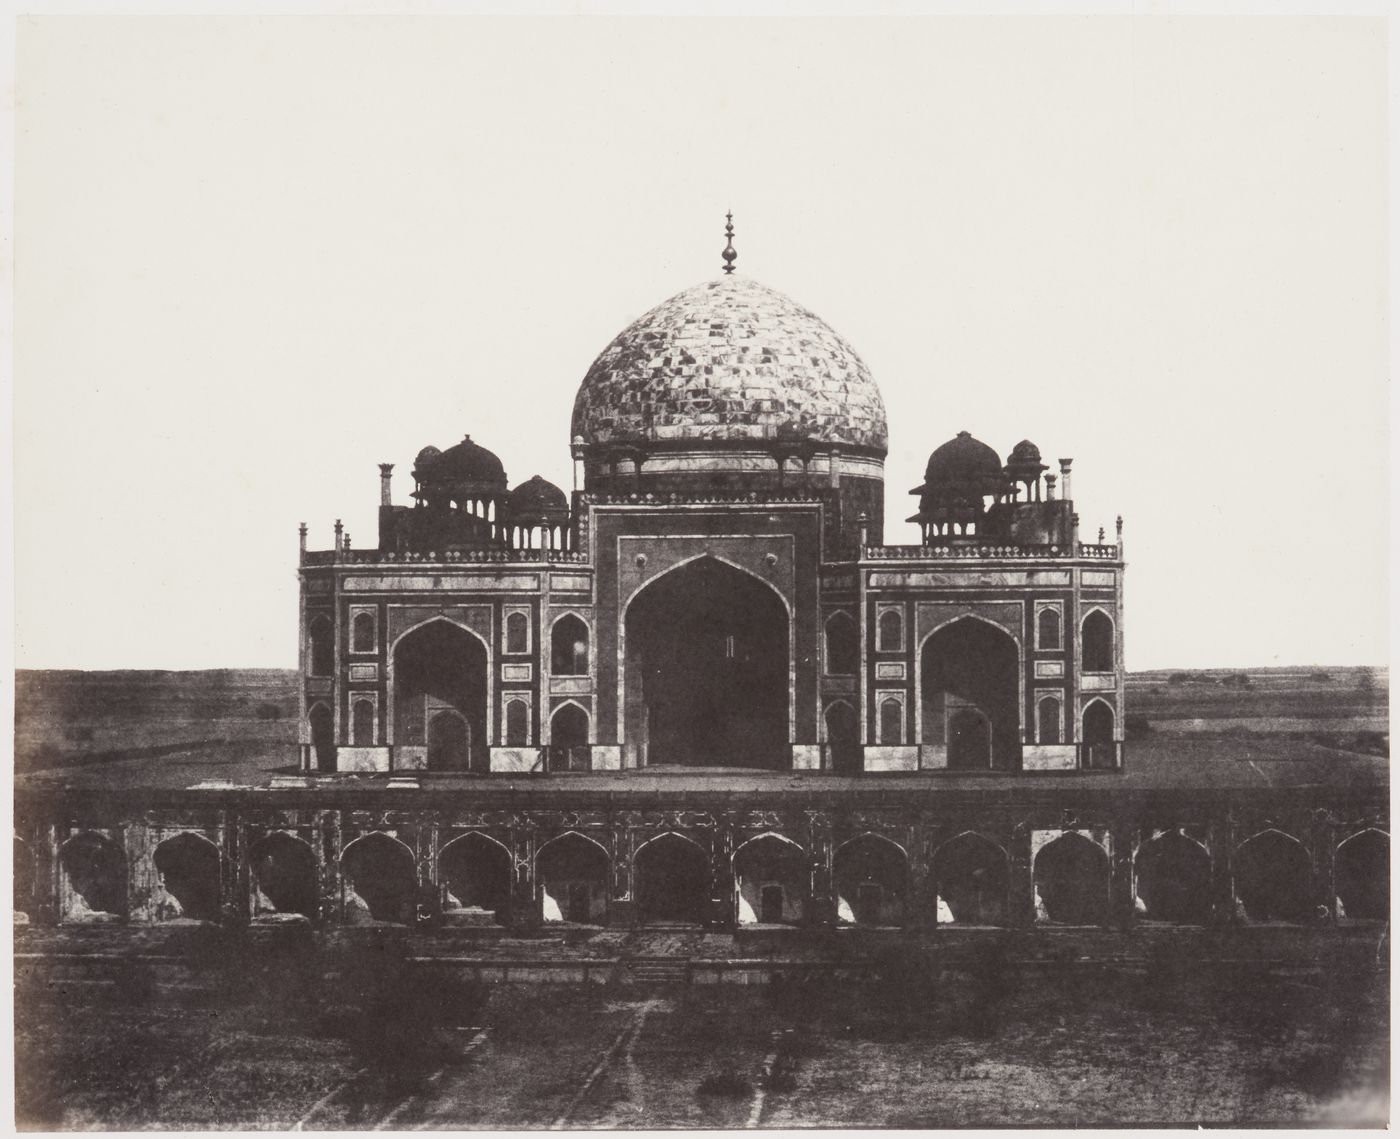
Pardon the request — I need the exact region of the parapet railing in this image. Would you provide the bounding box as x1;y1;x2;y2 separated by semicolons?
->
864;543;1120;560
581;491;830;506
303;548;590;567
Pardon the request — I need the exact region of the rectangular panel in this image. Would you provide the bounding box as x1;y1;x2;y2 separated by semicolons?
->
490;747;543;773
1022;744;1077;771
337;746;390;773
875;661;906;681
501;663;533;682
1082;570;1117;586
550;676;592;696
1034;660;1065;679
863;746;919;772
348;664;378;682
870;570;1071;589
345;573;540;591
1082;672;1117;690
551;573;593;592
791;744;822;771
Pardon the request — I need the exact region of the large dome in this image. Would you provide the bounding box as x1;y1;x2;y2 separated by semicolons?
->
571;277;887;454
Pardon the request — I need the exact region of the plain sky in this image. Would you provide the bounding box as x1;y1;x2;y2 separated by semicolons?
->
13;15;1389;671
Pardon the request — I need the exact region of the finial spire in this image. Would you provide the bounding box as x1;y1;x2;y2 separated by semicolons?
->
722;211;737;275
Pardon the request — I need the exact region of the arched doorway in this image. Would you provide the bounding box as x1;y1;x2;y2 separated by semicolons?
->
341;834;416;925
734;836;807;926
59;832;127;921
551;615;589;676
549;703;590;772
153;833;222;922
1034;833;1109;925
1081;610;1114;672
634;834;710;925
250;833;318;920
308;705;334;772
1335;830;1388;921
825;701;860;774
1134;832;1212;924
1082;701;1116;769
439;833;512;925
932;833;1008;925
393;621;488;772
625;558;789;768
537;833;610;924
834;835;908;927
1234;831;1312;924
921;619;1020;771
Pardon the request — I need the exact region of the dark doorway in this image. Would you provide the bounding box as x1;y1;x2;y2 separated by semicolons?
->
933;833;1008;925
826;701;861;774
635;835;710;925
1035;833;1109;925
538;833;610;925
394;620;488;772
1234;831;1312;924
440;834;512;924
922;619;1020;771
626;558;788;768
250;833;318;919
948;708;992;769
341;834;416;925
1082;701;1116;769
1081;610;1114;672
549;704;590;771
1135;832;1212;924
309;705;334;772
734;836;807;926
153;833;222;922
59;832;127;920
1336;831;1388;921
428;710;470;768
834;835;908;927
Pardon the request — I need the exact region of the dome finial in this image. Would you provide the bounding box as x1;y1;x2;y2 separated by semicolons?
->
722;211;737;275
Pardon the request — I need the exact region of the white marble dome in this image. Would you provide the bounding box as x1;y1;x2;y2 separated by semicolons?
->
571;276;888;454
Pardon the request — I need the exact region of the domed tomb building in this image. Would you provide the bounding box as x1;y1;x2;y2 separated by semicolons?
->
300;230;1125;778
20;222;1384;947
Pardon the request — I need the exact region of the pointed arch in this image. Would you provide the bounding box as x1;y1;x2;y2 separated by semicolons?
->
340;831;416;925
1335;829;1388;921
249;832;317;919
919;615;1021;770
1234;829;1312;924
1134;830;1212;924
439;831;512;924
59;830;127;921
1080;608;1115;673
833;832;908;926
550;613;590;676
392;617;490;771
536;831;610;924
932;831;1009;926
1034;832;1109;925
308;614;334;677
152;832;222;923
733;833;807;926
824;611;858;676
307;702;334;771
634;831;710;925
622;554;792;769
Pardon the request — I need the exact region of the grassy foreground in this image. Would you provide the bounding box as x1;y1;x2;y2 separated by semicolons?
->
15;955;1388;1129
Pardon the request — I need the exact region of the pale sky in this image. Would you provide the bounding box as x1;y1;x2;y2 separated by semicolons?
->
13;15;1389;671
